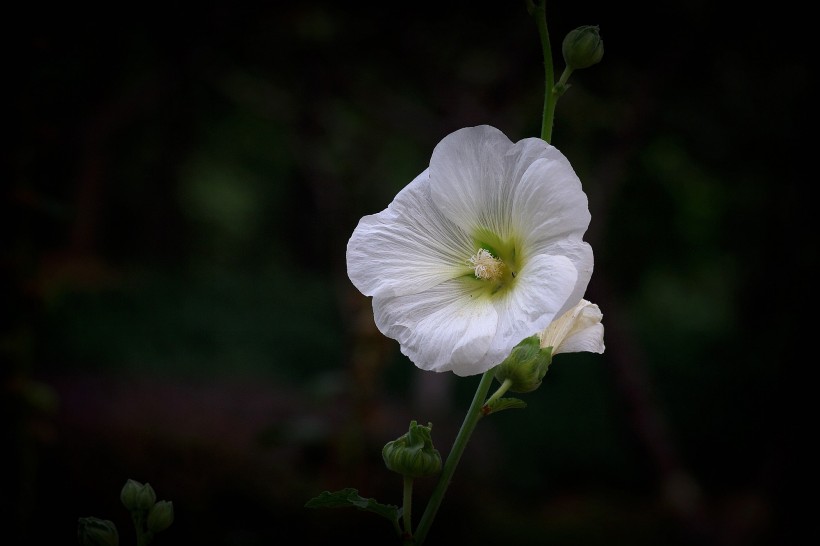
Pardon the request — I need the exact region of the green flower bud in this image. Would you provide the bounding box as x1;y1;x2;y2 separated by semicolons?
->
382;420;442;478
120;479;156;512
562;25;604;70
493;335;553;393
147;500;174;533
77;517;119;546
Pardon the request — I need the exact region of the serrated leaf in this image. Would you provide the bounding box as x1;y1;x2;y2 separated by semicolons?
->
485;397;527;414
305;488;400;526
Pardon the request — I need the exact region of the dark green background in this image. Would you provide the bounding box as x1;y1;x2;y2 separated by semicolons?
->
3;1;808;545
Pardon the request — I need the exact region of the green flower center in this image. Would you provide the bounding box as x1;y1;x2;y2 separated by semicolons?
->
464;229;521;297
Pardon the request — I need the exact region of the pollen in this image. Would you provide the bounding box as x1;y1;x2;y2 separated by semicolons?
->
469;248;505;280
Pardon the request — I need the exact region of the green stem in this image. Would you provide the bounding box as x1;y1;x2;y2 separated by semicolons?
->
532;0;555;143
556;66;573;89
132;511;152;546
484;378;513;407
413;370;496;545
402;476;414;538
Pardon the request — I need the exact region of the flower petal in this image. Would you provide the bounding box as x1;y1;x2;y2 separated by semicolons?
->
484;253;579;368
346;169;474;299
373;280;499;375
539;240;594;318
513;155;591;251
427;125;512;234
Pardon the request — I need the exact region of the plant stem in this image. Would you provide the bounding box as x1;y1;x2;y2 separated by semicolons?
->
485;378;513;407
133;511;151;546
532;0;555;143
556;66;573;89
402;476;414;538
413;370;495;545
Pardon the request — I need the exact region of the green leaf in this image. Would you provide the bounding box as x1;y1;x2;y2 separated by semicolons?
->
305;488;401;526
485;397;527;415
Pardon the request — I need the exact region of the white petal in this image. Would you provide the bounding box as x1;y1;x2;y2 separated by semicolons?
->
541;240;594;318
507;144;593;317
427;125;512;234
346;169;474;299
502;136;555;190
479;253;579;373
372;280;499;375
513;155;591;250
556;322;605;355
540;300;605;355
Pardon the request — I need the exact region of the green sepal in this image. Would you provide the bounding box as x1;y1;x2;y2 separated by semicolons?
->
493;336;553;393
484;397;527;415
305;488;401;530
382;420;442;478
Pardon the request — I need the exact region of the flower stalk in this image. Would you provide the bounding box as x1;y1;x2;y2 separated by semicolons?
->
317;3;606;544
484;378;513;408
402;476;414;539
413;370;495;545
531;0;556;143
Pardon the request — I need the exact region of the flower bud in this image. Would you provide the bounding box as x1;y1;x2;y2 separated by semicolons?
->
382;420;442;478
539;299;604;356
147;500;174;533
562;25;603;70
77;517;119;546
493;335;552;393
120;479;156;512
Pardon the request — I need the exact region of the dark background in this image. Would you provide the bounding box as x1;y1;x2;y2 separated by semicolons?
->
3;1;809;545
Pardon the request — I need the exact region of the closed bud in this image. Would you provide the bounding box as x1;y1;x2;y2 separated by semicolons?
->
147;500;174;533
562;25;604;69
493;335;552;393
120;479;156;512
77;517;119;546
382;420;442;478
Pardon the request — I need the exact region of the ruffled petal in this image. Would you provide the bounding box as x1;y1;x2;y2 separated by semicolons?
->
476;253;579;374
373;280;499;375
503;137;572;186
346;169;475;299
508;150;593;318
427;125;512;234
512;156;591;251
539;240;594;318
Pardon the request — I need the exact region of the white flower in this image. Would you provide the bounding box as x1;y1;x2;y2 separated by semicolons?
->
346;125;594;376
539;299;605;356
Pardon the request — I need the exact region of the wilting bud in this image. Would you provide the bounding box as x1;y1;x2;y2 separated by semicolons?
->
147;500;174;533
382;420;442;478
562;25;604;69
77;517;119;546
493;335;552;393
120;479;156;512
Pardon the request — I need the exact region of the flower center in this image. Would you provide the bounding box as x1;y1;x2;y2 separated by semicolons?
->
469;248;505;281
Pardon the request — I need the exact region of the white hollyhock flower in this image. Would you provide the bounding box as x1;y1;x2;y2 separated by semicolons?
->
346;125;594;376
539;299;605;355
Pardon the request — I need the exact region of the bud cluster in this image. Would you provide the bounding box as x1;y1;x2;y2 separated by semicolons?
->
120;479;175;535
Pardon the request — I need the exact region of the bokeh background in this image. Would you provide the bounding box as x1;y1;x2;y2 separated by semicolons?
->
3;1;808;545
